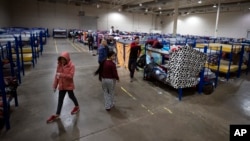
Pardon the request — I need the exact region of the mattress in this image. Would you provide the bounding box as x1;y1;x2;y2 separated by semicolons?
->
205;60;247;73
0;38;15;44
196;43;245;53
194;48;218;55
12;54;33;62
11;46;39;53
53;29;67;32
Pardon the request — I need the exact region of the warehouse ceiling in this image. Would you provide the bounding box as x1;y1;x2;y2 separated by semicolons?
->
38;0;250;15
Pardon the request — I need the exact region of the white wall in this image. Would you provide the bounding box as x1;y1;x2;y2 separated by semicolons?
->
0;0;10;27
9;0;80;31
162;11;250;38
98;11;156;33
5;0;250;38
8;0;159;34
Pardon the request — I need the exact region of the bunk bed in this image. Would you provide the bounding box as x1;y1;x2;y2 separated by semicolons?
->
31;27;48;44
0;34;21;83
196;43;249;80
1;27;48;75
144;45;207;100
0;42;19;130
53;28;67;38
139;36;219;98
0;26;47;130
193;46;222;89
1;31;33;62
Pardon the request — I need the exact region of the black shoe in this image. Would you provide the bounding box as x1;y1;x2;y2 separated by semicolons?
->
130;78;133;82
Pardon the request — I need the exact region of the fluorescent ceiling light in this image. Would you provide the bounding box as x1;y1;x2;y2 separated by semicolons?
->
213;4;216;8
198;0;202;4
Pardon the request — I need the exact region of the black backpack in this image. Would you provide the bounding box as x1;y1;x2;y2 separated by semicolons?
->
137;54;146;68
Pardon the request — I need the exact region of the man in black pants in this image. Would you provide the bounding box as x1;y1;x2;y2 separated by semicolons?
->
88;34;94;51
128;36;141;82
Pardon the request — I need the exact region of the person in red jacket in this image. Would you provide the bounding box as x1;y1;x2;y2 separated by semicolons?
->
128;36;141;82
94;51;119;111
47;51;80;123
146;39;163;49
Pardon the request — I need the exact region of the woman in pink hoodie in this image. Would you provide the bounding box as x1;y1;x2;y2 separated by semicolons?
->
47;51;79;123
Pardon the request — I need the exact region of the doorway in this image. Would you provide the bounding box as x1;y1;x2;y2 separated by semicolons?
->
247;30;250;39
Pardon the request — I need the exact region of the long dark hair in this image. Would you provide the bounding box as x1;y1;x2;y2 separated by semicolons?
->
94;51;116;81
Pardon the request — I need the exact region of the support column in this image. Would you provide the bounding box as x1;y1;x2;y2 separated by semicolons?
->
214;0;221;37
173;0;179;37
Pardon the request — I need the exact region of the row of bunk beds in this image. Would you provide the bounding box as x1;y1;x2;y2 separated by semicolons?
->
0;27;47;130
135;35;250;100
47;28;250;99
52;28;250;92
196;42;250;80
142;35;250;81
102;32;250;83
141;37;212;100
175;37;249;79
69;30;249;99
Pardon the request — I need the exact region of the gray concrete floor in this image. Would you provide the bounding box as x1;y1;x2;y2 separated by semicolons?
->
0;38;250;141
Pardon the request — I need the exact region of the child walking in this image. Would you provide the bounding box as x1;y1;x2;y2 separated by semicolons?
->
94;51;119;111
47;51;80;123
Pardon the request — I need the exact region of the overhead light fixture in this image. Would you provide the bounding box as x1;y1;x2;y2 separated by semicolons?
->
198;0;202;4
158;7;161;10
96;4;100;8
145;8;148;12
160;11;162;14
213;4;216;8
139;3;142;6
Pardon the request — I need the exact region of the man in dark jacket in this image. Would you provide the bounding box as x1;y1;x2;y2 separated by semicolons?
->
98;39;109;64
87;34;94;52
128;36;141;82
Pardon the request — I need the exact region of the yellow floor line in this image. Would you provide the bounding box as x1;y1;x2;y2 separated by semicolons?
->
72;40;89;52
163;107;173;114
121;86;137;100
120;86;155;115
67;39;88;52
73;43;82;52
67;39;81;52
74;42;88;52
54;40;58;53
141;104;154;115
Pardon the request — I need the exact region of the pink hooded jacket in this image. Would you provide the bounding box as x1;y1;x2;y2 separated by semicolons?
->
53;51;75;90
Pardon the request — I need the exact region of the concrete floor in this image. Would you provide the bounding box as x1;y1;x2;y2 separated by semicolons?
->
0;38;250;141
